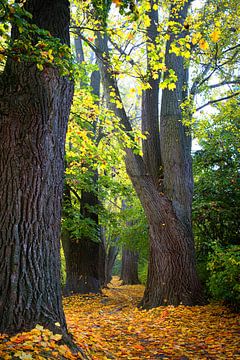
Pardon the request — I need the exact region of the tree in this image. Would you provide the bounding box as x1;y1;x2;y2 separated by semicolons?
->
94;0;203;307
120;248;140;285
192;98;240;285
65;0;239;307
62;48;105;294
0;0;74;338
93;0;240;307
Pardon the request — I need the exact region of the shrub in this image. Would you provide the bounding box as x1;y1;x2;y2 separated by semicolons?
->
207;245;240;311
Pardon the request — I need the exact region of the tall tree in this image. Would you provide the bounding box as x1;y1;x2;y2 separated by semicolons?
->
140;0;202;308
95;0;204;307
0;0;74;337
120;247;140;285
62;60;104;294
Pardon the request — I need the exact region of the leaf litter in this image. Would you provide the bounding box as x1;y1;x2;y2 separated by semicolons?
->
0;277;239;359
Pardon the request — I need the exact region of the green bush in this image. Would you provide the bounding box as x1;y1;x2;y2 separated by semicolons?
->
207;245;240;311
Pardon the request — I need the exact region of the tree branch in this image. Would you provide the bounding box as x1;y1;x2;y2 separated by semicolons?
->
208;79;240;89
196;91;240;112
66;184;81;203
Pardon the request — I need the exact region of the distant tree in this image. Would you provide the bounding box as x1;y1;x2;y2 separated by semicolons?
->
120;248;140;285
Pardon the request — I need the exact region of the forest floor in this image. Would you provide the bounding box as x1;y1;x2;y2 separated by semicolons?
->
0;277;239;359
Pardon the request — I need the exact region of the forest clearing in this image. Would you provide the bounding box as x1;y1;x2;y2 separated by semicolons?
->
0;278;239;359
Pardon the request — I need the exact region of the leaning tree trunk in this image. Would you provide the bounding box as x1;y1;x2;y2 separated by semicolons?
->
96;1;204;308
138;0;203;308
0;0;74;335
120;248;140;285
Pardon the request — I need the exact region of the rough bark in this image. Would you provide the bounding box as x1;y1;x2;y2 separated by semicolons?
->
62;235;102;295
120;248;140;285
138;0;203;308
142;0;161;186
125;150;203;307
62;178;103;294
0;0;74;335
160;1;193;230
96;5;204;306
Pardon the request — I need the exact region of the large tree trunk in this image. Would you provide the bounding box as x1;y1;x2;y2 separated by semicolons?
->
120;248;140;285
138;0;203;308
96;2;204;307
125;150;203;307
62;235;102;295
0;0;74;335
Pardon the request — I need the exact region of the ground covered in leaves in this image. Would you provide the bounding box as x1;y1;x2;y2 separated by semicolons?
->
0;278;239;359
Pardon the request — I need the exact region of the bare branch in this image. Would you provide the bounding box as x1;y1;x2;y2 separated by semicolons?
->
66;184;81;203
190;62;213;96
208;79;240;89
196;91;240;112
221;43;240;56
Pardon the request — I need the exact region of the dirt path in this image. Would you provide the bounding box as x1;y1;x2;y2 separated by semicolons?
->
64;277;240;359
0;277;239;359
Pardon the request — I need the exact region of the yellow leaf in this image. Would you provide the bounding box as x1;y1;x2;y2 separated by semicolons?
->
36;64;43;71
192;32;202;45
210;28;221;43
199;38;209;51
153;4;158;11
35;324;44;331
50;333;62;341
14;352;33;360
168;83;176;91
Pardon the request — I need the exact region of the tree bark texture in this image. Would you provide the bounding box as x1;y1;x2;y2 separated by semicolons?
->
120;248;140;285
125;150;203;307
142;0;161;186
62;234;102;295
160;1;193;231
139;0;203;308
0;0;73;335
96;3;204;307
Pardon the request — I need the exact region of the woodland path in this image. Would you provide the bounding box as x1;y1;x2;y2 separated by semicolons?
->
0;277;239;359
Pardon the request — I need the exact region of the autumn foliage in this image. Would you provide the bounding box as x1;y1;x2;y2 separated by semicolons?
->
0;278;239;359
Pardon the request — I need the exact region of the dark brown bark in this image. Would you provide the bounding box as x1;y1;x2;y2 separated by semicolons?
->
96;2;204;307
124;150;203;307
120;248;140;285
62;234;102;295
139;0;203;308
62;178;103;294
160;1;193;230
62;49;104;294
0;0;74;335
142;0;161;186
